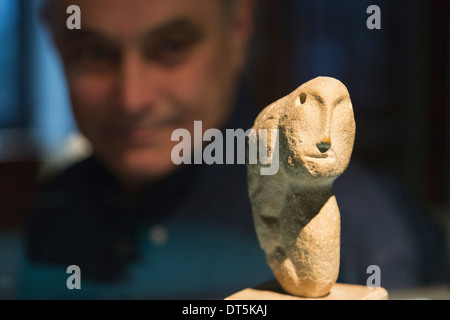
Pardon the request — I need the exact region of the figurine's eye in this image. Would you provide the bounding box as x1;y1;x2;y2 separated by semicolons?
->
299;93;307;105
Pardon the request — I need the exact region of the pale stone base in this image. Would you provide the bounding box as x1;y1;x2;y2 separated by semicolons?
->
226;281;388;300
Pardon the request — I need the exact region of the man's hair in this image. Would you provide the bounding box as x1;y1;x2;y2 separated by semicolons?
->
43;0;239;26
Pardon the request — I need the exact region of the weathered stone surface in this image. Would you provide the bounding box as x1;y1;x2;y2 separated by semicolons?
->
247;77;356;298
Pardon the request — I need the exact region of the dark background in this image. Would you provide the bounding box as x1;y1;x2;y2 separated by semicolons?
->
0;0;449;294
250;1;450;257
249;0;449;207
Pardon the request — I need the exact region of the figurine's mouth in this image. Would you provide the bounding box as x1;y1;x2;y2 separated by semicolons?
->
307;154;329;159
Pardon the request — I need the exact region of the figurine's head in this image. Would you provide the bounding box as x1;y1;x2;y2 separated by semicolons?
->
279;77;356;183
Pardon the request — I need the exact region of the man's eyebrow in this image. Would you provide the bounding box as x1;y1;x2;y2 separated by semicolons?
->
57;28;116;45
140;18;203;41
56;19;203;47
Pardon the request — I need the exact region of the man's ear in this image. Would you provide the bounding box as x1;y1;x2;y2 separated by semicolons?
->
230;0;256;73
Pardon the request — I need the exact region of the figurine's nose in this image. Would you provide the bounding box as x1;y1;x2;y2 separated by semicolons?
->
317;139;331;153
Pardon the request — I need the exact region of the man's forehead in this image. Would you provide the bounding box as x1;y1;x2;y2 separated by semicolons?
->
56;19;205;49
48;0;226;38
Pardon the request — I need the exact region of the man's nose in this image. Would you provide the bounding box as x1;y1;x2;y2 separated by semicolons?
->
117;52;155;112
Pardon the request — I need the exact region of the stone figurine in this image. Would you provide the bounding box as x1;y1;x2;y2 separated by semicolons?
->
247;77;356;298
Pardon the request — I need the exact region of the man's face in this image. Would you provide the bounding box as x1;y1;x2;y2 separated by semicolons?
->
51;0;251;190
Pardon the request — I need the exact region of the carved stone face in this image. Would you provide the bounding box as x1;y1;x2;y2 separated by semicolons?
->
280;77;356;182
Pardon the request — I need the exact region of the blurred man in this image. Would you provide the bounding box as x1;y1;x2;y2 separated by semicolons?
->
22;0;273;299
46;0;252;194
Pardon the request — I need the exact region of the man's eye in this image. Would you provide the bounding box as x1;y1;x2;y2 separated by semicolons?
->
147;37;195;66
162;40;185;53
81;46;109;61
63;44;118;71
